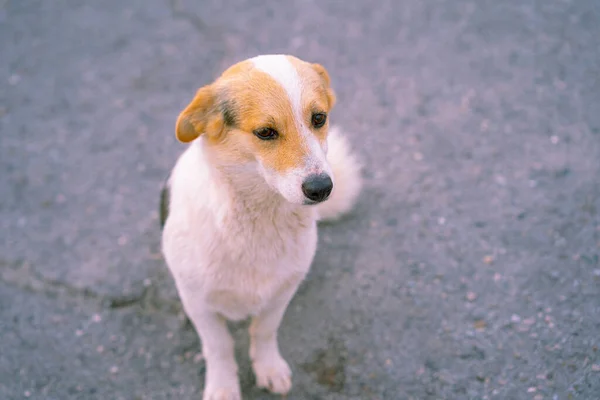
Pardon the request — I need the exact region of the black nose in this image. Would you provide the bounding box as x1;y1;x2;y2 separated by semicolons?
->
302;174;333;202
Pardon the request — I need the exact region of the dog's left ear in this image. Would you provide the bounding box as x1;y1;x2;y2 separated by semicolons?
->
175;85;225;143
312;63;337;109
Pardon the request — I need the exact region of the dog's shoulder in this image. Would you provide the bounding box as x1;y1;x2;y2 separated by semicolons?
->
161;144;212;226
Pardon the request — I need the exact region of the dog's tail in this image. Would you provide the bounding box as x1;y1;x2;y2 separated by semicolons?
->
317;126;363;222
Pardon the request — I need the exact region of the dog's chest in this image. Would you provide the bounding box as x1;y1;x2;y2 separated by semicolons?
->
201;207;318;319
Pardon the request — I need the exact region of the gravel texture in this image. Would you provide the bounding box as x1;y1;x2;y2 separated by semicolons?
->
1;0;599;399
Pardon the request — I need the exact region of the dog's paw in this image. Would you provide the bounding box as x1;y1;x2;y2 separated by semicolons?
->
253;356;292;394
202;386;241;400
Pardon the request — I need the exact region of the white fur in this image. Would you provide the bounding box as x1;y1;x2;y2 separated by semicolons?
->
163;63;361;399
316;126;363;221
162;127;360;398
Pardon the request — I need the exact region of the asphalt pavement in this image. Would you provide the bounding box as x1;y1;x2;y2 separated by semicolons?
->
1;0;599;399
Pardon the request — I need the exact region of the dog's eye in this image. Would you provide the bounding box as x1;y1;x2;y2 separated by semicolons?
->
311;113;327;128
253;127;279;140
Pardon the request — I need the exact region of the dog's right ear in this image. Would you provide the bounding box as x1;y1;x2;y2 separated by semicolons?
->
175;85;225;143
311;63;336;109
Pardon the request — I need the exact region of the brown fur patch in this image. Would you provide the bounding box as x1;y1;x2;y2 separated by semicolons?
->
287;57;336;109
176;56;337;173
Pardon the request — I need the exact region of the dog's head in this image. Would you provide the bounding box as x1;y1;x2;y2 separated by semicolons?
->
175;55;337;205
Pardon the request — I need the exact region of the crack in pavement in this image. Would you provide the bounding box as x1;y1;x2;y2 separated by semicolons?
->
166;0;238;43
165;0;241;75
167;0;212;35
0;259;182;314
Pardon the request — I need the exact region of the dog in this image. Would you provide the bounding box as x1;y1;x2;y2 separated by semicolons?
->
160;54;362;399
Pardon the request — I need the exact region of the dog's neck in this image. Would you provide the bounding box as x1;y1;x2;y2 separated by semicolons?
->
197;140;310;217
218;163;283;209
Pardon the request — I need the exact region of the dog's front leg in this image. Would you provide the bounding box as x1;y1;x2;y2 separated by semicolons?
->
181;294;241;400
249;285;299;395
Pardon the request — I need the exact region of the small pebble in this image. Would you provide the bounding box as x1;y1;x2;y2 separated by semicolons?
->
75;329;84;337
546;344;561;351
24;391;31;397
166;332;174;339
550;135;559;144
592;364;600;372
117;235;128;246
511;314;521;323
92;314;102;323
466;292;477;302
493;273;502;282
517;325;531;332
114;98;126;108
483;255;494;264
109;366;119;374
96;345;104;353
527;387;537;393
474;319;487;330
523;317;536;326
8;74;21;85
481;119;489;132
413;152;423;161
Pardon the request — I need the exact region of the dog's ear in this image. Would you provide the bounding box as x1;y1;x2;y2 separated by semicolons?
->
312;63;336;109
175;85;225;143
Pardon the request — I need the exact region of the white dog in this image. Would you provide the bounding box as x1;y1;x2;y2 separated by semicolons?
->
160;54;362;400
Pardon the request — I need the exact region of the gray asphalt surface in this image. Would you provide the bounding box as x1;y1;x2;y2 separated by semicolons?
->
1;0;599;399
